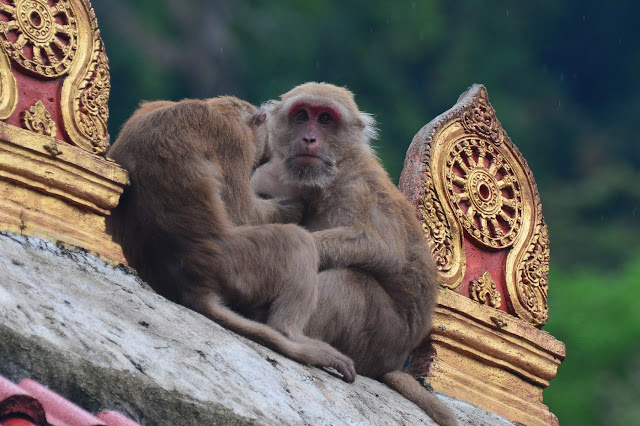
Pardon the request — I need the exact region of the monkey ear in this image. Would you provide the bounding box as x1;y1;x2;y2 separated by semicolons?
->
251;109;267;127
360;112;379;141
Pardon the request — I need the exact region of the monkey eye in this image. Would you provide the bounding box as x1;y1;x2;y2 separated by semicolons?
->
318;112;333;124
295;109;309;121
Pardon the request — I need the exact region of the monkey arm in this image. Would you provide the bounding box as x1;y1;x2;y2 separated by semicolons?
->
244;197;305;226
312;227;403;275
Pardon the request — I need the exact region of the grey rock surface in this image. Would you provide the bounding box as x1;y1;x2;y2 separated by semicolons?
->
0;231;511;425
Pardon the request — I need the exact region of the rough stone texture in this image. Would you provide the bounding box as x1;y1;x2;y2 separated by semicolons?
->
0;231;511;425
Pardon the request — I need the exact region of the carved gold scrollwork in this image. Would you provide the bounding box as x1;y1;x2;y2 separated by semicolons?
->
461;90;504;145
512;214;550;326
416;121;465;289
0;0;78;78
444;137;523;249
72;36;109;153
420;161;455;275
469;271;501;308
60;0;110;155
412;84;550;326
21;99;56;137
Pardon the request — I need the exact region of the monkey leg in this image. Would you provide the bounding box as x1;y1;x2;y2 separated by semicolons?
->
221;224;319;339
305;268;413;378
182;289;355;382
187;224;356;382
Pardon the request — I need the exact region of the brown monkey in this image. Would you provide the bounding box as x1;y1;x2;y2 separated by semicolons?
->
251;83;457;426
107;96;355;383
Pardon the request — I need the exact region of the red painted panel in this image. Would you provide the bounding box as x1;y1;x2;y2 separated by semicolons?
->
4;72;69;143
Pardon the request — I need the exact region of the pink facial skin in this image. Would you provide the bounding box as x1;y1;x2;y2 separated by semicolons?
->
288;101;341;163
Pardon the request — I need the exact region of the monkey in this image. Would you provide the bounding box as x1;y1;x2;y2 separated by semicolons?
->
250;83;457;426
106;96;356;383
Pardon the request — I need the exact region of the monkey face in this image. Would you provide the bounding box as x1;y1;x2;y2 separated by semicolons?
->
269;83;377;189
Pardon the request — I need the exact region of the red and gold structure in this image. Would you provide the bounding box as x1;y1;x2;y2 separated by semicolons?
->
400;85;566;425
0;0;127;263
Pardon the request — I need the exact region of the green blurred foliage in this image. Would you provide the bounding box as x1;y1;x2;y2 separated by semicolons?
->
545;256;640;425
89;1;640;423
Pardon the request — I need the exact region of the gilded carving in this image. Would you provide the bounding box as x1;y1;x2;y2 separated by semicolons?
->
461;89;504;145
420;158;456;275
0;45;17;119
409;85;550;326
21;100;56;137
469;271;501;308
0;0;78;78
513;216;550;326
73;37;109;153
444;137;522;249
60;0;110;155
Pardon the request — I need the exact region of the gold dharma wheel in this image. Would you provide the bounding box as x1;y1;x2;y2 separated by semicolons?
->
0;0;78;77
444;137;523;249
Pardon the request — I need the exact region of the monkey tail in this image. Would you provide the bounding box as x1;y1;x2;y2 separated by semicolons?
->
381;370;458;426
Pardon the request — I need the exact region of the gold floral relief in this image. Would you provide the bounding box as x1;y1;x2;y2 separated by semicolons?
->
420;148;456;273
461;90;504;145
0;0;78;78
469;271;501;308
21;99;56;137
0;45;18;119
443;137;523;249
0;0;110;155
417;85;550;326
58;0;110;155
71;34;109;154
510;204;550;326
419;121;466;289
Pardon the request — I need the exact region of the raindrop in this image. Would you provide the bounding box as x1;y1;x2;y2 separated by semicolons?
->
506;9;509;17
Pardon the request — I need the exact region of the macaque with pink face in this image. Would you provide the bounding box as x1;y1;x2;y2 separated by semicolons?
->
251;83;457;426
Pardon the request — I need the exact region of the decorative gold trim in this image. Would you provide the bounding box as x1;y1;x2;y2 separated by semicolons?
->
443;137;523;248
0;47;18;119
409;85;550;326
60;0;109;155
412;289;565;426
0;0;78;78
418;145;460;284
0;122;127;214
509;212;550;326
415;121;466;289
469;271;501;308
21;100;56;137
461;90;504;145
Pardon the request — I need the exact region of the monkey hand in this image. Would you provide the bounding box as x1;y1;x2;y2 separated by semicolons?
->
294;337;357;383
274;199;305;224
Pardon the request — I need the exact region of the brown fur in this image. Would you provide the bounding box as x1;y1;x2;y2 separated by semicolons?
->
252;83;457;426
107;96;355;382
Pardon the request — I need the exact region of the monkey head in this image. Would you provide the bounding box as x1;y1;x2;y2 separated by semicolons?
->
204;96;269;169
267;82;378;189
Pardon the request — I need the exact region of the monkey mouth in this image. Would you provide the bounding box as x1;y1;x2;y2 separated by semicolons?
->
294;154;323;163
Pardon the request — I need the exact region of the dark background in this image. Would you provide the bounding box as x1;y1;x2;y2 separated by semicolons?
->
91;1;640;424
